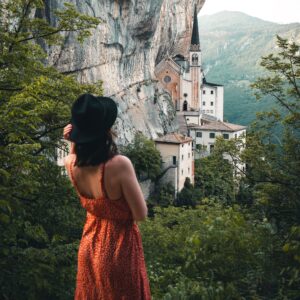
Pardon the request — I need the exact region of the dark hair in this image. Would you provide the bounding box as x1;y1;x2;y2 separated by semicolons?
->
74;130;118;167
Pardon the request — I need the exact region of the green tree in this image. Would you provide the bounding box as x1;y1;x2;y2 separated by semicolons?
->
247;35;300;230
0;1;101;299
149;182;175;207
176;177;202;208
122;133;162;180
194;137;237;203
140;202;276;299
246;35;300;297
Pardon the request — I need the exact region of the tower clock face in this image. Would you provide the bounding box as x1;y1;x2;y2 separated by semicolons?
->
164;75;171;83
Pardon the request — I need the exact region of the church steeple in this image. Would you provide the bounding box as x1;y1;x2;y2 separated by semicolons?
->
190;7;200;51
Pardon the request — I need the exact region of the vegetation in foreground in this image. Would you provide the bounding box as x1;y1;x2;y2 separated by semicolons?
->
0;1;299;299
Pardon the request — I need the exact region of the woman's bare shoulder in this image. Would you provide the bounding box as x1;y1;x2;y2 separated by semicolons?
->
108;154;132;169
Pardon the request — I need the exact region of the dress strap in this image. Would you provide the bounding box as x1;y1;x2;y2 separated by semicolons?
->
101;162;109;199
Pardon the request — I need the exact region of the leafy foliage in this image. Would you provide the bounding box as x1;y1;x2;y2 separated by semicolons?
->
121;133;162;180
176;177;202;208
194;139;237;203
0;1;101;299
140;202;276;299
149;182;175;207
242;36;300;298
247;36;300;231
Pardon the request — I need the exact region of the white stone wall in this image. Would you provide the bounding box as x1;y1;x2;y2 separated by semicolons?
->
178;141;194;191
201;86;216;117
181;78;192;111
155;143;179;191
155;141;194;192
200;85;224;121
190;129;247;153
190;128;247;176
216;86;224;121
185;115;200;125
190;129;225;153
159;166;178;193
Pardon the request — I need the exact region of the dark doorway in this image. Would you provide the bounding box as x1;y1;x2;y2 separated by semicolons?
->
183;100;188;111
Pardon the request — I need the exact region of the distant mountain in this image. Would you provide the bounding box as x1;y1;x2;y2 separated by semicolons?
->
199;11;300;125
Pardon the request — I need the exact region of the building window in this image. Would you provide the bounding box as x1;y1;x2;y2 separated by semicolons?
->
223;133;229;139
182;155;184;161
192;54;198;65
203;90;206;94
210;144;214;152
188;153;190;158
164;75;171;83
173;156;177;165
184;93;188;97
235;133;238;138
196;131;202;138
210;101;214;106
188;167;190;174
209;132;215;139
211;90;214;95
182;144;184;148
203;101;206;106
186;118;190;121
210;110;213;113
181;169;183;175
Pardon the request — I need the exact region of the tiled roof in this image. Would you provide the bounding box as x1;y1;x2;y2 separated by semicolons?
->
155;133;193;144
188;120;246;132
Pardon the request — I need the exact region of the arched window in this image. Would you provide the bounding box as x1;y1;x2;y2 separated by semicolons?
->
183;100;188;111
192;54;198;65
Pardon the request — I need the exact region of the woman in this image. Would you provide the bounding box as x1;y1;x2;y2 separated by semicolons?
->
63;93;151;300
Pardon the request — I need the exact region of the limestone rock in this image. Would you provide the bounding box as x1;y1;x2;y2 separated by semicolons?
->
45;0;206;144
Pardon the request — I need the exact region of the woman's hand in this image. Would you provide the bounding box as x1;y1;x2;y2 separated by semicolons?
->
63;124;72;141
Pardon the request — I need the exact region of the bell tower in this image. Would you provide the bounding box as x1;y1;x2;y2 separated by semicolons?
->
190;7;202;111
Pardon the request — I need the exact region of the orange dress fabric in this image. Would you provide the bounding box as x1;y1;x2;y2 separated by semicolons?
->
69;158;151;300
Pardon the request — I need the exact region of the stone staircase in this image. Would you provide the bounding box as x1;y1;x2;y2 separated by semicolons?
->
177;112;188;135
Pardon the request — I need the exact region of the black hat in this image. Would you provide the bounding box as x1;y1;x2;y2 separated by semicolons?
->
70;94;118;143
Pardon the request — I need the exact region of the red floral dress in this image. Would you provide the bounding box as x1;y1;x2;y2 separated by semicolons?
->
68;157;151;300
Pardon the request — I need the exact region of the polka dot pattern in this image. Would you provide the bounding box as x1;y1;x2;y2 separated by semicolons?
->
69;158;151;300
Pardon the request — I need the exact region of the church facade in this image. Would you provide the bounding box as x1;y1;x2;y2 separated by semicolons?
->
155;9;224;122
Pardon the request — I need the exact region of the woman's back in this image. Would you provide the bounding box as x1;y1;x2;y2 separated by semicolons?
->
65;154;151;299
66;154;148;221
67;154;123;201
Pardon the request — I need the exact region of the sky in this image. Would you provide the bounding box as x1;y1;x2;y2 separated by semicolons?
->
199;0;300;24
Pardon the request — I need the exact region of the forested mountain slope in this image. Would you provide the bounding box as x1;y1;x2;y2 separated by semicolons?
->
199;11;300;125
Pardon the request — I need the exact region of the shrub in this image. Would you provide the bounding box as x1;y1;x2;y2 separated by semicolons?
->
140;200;277;299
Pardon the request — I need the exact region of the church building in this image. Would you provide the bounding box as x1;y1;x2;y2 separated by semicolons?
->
155;9;224;122
154;7;246;186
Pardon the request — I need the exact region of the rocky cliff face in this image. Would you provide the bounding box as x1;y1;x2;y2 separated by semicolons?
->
46;0;205;144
